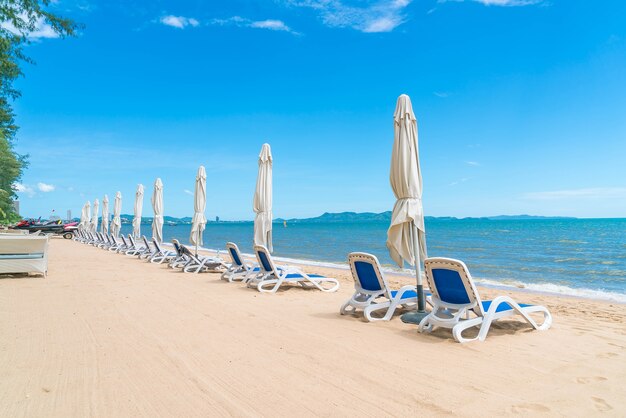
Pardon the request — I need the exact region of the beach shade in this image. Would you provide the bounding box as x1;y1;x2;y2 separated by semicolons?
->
111;191;122;237
189;166;207;255
85;201;91;232
91;199;99;233
386;94;428;323
253;143;273;252
133;184;144;239
151;178;164;243
101;194;109;235
79;202;88;231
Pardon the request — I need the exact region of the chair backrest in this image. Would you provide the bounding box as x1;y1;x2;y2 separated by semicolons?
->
109;233;117;244
142;236;151;250
172;239;184;257
423;257;484;316
120;235;129;246
348;252;390;297
152;238;163;252
226;242;244;267
254;245;275;274
128;235;136;247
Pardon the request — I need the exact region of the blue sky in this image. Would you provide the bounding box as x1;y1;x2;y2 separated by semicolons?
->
9;0;626;220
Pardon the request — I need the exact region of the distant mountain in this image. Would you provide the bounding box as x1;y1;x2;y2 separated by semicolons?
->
274;212;577;223
276;211;393;224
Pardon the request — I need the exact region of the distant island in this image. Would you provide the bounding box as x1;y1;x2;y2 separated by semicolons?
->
75;212;576;225
275;212;576;223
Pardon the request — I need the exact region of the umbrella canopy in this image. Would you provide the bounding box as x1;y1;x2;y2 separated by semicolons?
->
84;201;91;232
253;143;273;252
111;191;122;237
133;184;144;239
79;202;89;231
101;194;109;235
189;166;206;252
386;94;428;312
151;178;164;243
91;199;99;233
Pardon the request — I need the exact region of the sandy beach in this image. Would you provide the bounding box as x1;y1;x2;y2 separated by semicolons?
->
1;238;625;417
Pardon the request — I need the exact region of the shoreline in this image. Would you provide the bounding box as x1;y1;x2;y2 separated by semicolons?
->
191;244;626;305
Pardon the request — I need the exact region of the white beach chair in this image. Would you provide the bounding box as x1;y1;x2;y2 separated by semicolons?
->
150;239;176;264
221;242;260;282
137;236;154;259
247;245;339;293
340;252;431;322
125;235;146;256
178;243;226;274
419;257;552;343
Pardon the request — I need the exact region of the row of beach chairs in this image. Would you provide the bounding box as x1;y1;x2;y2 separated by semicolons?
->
73;231;552;343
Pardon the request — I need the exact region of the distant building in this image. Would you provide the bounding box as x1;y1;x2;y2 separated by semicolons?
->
12;200;19;216
67;210;72;222
216;216;220;222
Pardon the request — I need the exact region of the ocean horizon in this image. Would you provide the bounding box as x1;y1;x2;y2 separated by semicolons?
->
117;217;626;304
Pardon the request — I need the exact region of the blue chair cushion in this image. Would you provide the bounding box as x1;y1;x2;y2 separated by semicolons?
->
389;289;431;300
482;301;531;313
229;247;243;266
285;273;326;279
353;261;382;292
431;268;471;304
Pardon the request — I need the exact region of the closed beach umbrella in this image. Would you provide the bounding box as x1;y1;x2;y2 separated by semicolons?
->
111;191;122;237
386;94;428;318
253;143;273;252
85;201;91;231
151;178;164;243
79;202;88;231
91;199;99;233
189;166;206;255
101;195;109;235
133;184;144;239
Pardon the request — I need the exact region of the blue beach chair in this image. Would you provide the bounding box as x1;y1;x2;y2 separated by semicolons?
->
221;242;260;282
419;257;552;343
341;252;431;322
247;245;340;293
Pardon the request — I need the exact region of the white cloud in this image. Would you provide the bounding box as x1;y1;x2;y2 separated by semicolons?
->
439;0;542;6
183;189;194;196
37;182;56;192
434;91;450;98
523;188;626;200
13;183;36;197
466;161;481;166
212;16;298;34
1;14;60;39
284;0;411;33
160;15;200;29
449;178;470;186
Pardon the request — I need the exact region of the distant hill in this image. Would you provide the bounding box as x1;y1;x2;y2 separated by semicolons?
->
275;212;577;223
93;212;576;226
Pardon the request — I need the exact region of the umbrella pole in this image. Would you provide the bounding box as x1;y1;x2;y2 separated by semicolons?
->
401;223;428;324
412;223;426;313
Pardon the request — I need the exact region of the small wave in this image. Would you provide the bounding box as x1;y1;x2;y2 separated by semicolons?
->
554;258;583;263
557;239;587;245
475;278;626;304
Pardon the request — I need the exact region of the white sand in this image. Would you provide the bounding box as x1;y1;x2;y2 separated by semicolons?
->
1;238;625;416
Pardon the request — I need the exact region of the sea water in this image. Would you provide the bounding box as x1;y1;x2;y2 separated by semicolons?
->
119;218;626;302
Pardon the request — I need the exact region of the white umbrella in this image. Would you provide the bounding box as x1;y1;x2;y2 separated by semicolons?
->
133;184;144;239
79;202;88;231
91;199;99;233
253;143;273;252
189;166;206;255
85;201;91;232
101;195;109;235
151;178;164;243
386;94;428;318
111;191;122;237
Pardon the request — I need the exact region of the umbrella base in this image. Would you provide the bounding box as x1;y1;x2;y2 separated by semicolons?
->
400;310;428;325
